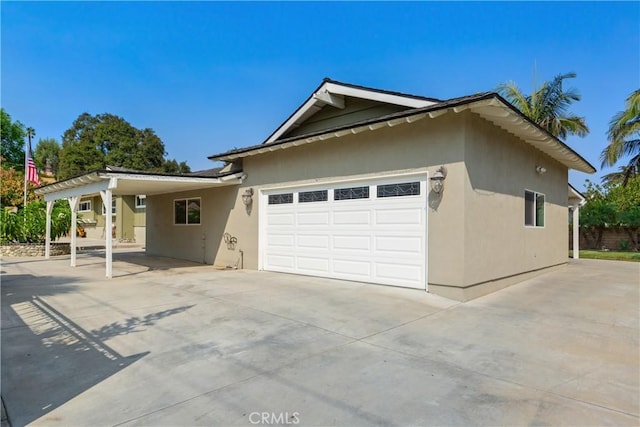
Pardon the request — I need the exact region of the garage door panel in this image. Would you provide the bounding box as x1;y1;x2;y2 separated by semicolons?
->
297;234;330;249
267;234;295;248
266;254;295;270
332;259;371;277
297;256;330;273
375;262;424;287
375;236;423;255
263;177;427;290
297;211;330;226
333;235;371;251
375;208;423;226
333;210;371;226
268;213;295;226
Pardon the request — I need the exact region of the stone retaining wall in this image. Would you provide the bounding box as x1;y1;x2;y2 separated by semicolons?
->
0;243;71;257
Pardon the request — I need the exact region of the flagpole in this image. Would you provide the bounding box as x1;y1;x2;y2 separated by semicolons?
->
23;132;29;207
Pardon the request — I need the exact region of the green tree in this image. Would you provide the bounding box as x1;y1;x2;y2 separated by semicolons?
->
580;177;640;250
600;89;640;185
1;108;26;169
497;72;589;140
162;159;191;174
59;113;185;179
34;138;61;178
0;168;40;208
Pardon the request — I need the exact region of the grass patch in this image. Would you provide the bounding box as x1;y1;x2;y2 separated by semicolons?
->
572;250;640;262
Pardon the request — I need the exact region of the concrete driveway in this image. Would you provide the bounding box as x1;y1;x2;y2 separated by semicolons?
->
1;251;638;426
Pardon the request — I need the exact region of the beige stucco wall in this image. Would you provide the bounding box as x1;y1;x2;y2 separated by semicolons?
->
145;110;571;298
460;113;568;290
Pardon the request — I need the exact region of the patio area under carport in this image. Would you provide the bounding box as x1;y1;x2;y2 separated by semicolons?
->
35;168;245;278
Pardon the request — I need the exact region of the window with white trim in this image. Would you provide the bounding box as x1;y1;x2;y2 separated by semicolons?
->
102;199;116;216
135;195;146;209
525;190;545;227
78;200;92;212
174;198;200;225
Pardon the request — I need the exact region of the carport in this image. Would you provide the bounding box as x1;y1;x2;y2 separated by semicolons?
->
35;169;245;277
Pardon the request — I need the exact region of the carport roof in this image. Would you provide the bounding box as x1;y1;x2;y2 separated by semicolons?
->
34;169;245;201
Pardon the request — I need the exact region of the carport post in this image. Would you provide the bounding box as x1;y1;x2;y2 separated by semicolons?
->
68;196;79;267
100;189;113;278
572;204;580;259
67;196;80;267
44;200;54;259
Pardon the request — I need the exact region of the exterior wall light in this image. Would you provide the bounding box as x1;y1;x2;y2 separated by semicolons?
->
535;165;547;174
242;188;254;206
430;166;447;194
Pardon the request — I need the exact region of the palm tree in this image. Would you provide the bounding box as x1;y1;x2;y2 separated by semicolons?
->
497;72;589;140
600;89;640;185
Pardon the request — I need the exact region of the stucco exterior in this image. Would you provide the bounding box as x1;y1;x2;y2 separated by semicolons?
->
77;195;146;243
146;110;572;300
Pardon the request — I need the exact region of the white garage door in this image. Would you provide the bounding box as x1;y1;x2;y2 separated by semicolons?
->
261;177;427;289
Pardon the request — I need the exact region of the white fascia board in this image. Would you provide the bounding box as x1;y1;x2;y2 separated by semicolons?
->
42;178;114;202
266;97;322;144
324;82;436;109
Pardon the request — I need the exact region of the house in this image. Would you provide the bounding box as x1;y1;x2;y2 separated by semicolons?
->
36;79;595;301
76;194;146;243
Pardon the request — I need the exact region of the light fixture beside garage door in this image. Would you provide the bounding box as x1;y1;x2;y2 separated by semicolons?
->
430;166;447;194
242;188;254;206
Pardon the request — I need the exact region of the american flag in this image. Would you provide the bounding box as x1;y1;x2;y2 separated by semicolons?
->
27;144;40;186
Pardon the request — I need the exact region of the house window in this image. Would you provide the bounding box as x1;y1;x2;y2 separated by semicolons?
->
377;182;420;198
268;193;293;205
334;186;370;200
102;199;116;215
174;198;200;225
135;195;146;209
525;190;545;227
78;200;92;212
299;190;328;203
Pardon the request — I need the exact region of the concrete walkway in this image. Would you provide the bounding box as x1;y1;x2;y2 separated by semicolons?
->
1;253;638;426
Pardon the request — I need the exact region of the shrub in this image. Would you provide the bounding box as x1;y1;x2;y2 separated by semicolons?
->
1;200;72;243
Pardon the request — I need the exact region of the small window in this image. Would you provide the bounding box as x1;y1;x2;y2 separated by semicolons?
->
299;190;328;203
268;193;293;205
525;190;545;227
174;198;200;225
102;199;116;215
334;186;370;200
78;200;92;212
377;182;420;198
135;195;146;209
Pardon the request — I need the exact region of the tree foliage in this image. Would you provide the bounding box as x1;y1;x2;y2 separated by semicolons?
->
497;72;589;140
1;200;71;243
600;89;640;185
0;168;40;208
162;159;191;174
34;138;61;178
580;177;640;250
59;113;187;179
1;108;26;169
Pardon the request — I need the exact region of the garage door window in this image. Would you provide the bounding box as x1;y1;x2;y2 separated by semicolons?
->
174;198;201;225
334;186;369;200
268;193;293;205
377;182;420;198
299;190;328;203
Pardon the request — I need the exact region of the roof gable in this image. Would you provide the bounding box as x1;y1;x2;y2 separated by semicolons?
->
265;78;439;144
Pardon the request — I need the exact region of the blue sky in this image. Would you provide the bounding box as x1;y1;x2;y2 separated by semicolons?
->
2;1;638;189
